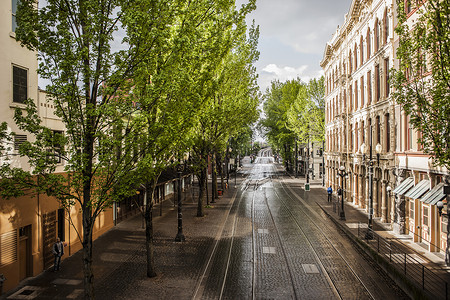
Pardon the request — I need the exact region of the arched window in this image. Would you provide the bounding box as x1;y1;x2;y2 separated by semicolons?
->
366;28;371;59
360;36;364;64
354;43;358;70
349;50;353;73
374;18;380;52
383;9;389;45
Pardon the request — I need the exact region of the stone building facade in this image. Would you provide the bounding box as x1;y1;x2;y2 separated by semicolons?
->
322;0;448;256
321;0;395;227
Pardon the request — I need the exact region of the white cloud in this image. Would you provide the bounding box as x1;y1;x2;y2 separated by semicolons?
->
262;64;307;79
258;64;323;92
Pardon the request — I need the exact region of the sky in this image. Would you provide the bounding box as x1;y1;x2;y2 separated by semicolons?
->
236;0;354;93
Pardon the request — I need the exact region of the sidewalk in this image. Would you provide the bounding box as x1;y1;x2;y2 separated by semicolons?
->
1;173;248;300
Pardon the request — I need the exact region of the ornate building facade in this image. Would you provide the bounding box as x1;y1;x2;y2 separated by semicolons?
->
322;0;448;257
321;0;395;228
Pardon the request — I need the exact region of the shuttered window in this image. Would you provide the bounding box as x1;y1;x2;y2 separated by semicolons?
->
1;230;18;266
14;134;27;150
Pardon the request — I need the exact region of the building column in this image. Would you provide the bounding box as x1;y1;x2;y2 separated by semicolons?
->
381;180;387;223
353;173;358;206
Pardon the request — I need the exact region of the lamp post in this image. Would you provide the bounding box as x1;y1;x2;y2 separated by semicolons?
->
336;165;349;220
360;140;382;239
304;146;310;191
175;164;185;242
437;183;450;266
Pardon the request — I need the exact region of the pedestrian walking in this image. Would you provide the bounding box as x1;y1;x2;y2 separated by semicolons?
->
52;237;64;271
327;186;333;202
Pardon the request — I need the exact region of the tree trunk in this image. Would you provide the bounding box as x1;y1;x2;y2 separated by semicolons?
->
216;153;224;190
211;153;218;202
196;168;205;217
82;211;94;300
205;165;209;206
145;181;157;278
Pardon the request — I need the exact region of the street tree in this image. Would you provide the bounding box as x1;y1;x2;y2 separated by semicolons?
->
0;0;187;298
392;0;450;170
126;0;258;275
260;79;303;170
191;19;259;213
287;77;325;143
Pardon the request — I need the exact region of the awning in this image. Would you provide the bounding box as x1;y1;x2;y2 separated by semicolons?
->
393;177;414;195
404;179;430;199
421;183;446;205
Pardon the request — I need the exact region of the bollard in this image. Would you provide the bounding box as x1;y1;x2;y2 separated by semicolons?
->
0;274;6;296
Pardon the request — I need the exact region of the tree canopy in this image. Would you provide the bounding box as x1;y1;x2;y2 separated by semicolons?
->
392;0;450;170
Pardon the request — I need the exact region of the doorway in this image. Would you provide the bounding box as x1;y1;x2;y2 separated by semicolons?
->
18;225;32;281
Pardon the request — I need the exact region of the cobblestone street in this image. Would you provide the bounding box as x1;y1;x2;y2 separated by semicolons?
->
5;157;445;299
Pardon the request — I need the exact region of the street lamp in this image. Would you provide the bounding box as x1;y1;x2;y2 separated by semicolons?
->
304;147;310;191
437;183;450;265
360;140;383;239
336;165;349;220
175;164;185;242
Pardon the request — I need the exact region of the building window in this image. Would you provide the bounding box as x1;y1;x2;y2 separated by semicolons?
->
354;44;358;70
0;230;18;266
406;0;412;14
12;0;19;32
407;115;413;150
376;116;381;145
383;9;389;44
349;84;353;111
360;36;364;65
442;210;448;233
375;19;380;52
349;51;352;74
50;130;63;164
409;200;414;219
423;206;429;226
366;29;371;59
375;64;380;102
350;124;353;152
363;120;366;144
385;114;390;152
367;70;372;105
13;66;28;103
385;58;390;97
343;89;347;110
360;76;364;108
14;134;27;150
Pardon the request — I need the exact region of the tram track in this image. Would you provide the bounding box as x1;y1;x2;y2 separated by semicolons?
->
271;169;376;299
194;160;387;299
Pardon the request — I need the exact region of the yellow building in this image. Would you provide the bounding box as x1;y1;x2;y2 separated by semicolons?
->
0;1;114;293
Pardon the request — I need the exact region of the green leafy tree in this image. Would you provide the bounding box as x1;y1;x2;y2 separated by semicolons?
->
286;76;325;143
392;0;450;170
191;18;259;212
125;0;244;276
260;79;302;170
0;0;189;298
